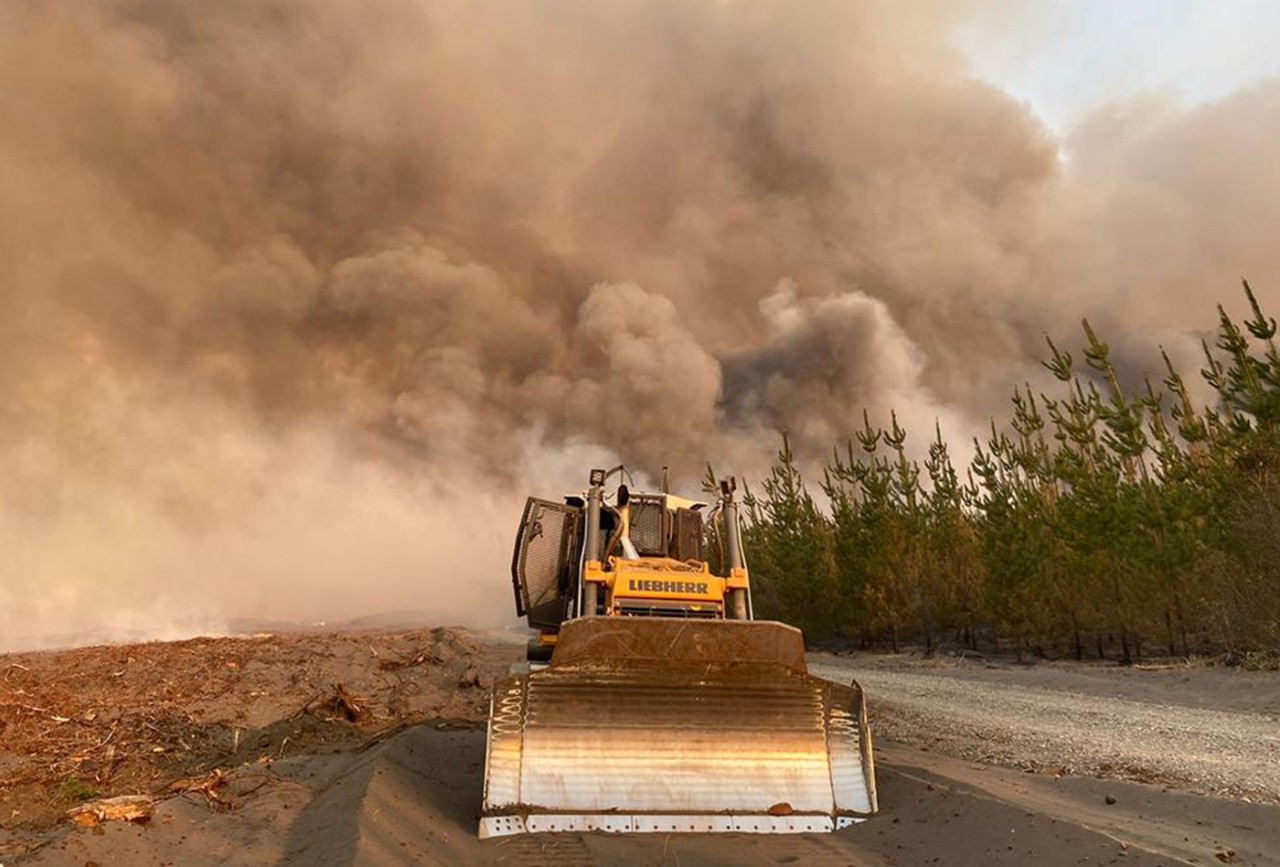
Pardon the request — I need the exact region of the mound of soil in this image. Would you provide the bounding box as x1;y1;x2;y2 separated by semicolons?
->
0;627;513;840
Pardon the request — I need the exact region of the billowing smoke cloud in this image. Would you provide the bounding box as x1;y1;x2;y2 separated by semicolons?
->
722;281;967;454
1;0;1278;649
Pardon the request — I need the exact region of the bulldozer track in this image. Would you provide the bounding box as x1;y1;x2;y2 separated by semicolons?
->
761;836;863;866
499;833;597;866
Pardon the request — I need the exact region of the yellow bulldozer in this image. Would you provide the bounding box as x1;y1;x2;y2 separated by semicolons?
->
479;467;877;837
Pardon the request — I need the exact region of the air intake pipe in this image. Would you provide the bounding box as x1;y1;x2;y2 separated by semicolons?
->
721;477;750;621
581;469;604;617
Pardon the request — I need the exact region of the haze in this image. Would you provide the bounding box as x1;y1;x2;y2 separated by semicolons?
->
1;0;1278;650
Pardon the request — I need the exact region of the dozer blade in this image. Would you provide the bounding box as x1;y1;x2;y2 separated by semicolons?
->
479;618;876;838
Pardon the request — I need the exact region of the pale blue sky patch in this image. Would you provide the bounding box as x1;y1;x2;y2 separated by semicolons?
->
956;0;1280;135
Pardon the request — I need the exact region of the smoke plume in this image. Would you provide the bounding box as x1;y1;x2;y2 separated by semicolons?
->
2;0;1278;649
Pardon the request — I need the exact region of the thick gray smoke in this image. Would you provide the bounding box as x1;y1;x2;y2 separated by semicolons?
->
2;1;1277;649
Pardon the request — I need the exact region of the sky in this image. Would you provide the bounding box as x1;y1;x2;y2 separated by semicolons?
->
958;0;1280;135
4;1;1280;649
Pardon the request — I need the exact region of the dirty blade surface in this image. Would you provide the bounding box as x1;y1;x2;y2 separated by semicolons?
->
481;618;874;837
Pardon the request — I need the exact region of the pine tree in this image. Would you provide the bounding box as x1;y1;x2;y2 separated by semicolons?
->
749;434;838;639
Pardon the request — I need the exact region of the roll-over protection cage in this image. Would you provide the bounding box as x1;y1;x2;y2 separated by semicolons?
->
510;487;710;632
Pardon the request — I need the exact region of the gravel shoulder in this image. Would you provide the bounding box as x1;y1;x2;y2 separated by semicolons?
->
810;653;1280;802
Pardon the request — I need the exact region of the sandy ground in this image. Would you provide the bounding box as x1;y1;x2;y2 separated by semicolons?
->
4;633;1279;867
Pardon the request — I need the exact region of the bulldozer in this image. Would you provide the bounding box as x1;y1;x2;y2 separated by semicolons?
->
479;467;877;838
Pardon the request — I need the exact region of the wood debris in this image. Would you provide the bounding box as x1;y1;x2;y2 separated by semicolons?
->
319;683;367;722
66;795;152;827
378;649;439;671
330;683;367;722
293;683;368;722
169;768;231;809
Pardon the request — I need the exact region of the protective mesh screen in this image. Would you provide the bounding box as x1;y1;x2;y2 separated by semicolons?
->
629;496;667;556
673;508;704;561
517;500;575;611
